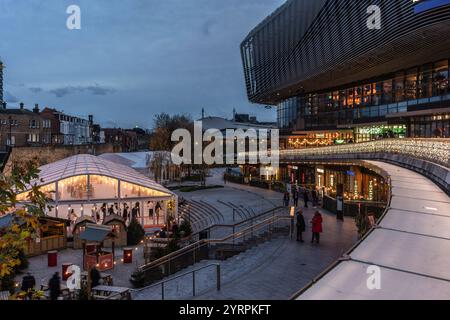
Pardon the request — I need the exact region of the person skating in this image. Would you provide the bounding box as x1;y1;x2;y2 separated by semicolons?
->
296;210;306;242
311;211;323;244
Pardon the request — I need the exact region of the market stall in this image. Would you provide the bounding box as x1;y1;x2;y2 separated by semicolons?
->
79;224;116;272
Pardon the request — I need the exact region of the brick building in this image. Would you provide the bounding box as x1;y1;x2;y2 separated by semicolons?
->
0;103;51;148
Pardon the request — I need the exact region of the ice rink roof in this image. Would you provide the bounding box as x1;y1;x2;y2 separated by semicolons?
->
32;154;175;197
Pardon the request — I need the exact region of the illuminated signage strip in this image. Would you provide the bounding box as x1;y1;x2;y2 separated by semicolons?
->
414;0;450;14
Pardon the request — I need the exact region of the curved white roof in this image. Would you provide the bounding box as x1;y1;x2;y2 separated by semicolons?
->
33;154;175;197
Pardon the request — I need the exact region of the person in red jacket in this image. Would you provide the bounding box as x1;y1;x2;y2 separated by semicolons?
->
311;211;323;244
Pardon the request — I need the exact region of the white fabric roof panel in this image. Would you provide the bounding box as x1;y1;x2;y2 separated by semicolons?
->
298;160;450;300
32;154;175;197
300;261;450;300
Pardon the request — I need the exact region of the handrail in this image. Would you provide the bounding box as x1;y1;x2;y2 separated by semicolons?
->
139;212;291;272
191;206;285;238
131;263;221;300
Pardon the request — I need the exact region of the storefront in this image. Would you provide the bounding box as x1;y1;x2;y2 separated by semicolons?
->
287;130;354;149
354;124;407;143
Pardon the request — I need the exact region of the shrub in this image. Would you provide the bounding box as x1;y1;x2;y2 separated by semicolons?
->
127;219;145;246
179;219;193;237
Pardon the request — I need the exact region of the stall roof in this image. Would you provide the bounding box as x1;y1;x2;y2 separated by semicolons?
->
79;224;113;242
30;154;175;197
103;214;125;225
0;214;15;229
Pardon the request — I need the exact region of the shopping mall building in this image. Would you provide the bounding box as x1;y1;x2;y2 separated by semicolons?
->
241;0;450;148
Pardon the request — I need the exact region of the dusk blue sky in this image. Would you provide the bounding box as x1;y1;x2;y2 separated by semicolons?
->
0;0;283;128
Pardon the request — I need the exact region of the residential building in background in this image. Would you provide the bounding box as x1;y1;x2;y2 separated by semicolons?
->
241;0;450;148
40;107;92;145
0;59;3;104
0;102;51;148
103;128;138;152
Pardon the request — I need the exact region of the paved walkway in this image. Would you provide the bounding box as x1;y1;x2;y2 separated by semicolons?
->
299;161;450;300
134;178;358;300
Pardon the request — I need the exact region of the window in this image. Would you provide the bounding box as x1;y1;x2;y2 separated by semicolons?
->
394;72;405;102
405;68;418;100
418;64;432;98
29;119;39;128
433;60;449;96
382;80;393;104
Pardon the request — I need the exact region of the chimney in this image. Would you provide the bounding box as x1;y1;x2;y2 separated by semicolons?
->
2;102;6;110
33;103;40;113
20;102;24;110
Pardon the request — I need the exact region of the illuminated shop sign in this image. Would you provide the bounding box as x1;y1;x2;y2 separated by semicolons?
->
414;0;450;14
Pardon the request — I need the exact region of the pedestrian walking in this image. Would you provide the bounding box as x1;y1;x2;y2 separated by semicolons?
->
48;272;61;301
283;192;290;207
296;210;306;242
312;189;319;207
311;211;323;244
303;190;310;208
293;190;299;207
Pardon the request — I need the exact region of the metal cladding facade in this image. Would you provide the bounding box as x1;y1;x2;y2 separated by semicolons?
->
241;0;450;105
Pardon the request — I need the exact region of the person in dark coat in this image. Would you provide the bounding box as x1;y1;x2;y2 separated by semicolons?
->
21;272;36;299
311;211;323;244
122;204;129;223
90;267;101;288
101;203;107;222
312;189;319;207
108;204;115;216
283;192;290;207
303;190;310;208
296;210;306;242
48;272;61;301
293;190;299;207
131;202;140;221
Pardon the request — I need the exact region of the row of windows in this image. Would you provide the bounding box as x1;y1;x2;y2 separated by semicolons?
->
277;59;450;129
0;119;51;128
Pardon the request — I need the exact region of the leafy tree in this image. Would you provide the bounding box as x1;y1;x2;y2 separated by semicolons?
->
0;160;49;282
1;160;50;294
127;218;145;246
149;113;193;152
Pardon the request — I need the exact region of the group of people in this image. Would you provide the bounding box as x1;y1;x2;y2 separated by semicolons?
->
295;210;323;244
20;266;105;300
20;272;61;300
283;186;319;208
66;201;164;226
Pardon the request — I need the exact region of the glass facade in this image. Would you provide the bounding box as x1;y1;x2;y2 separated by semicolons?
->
278;59;450;134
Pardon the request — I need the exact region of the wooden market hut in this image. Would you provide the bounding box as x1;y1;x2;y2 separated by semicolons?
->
102;214;127;247
73;216;96;249
0;214;67;257
79;223;117;272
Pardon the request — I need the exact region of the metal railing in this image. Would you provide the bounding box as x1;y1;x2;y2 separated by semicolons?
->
130;263;221;300
138;211;291;287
